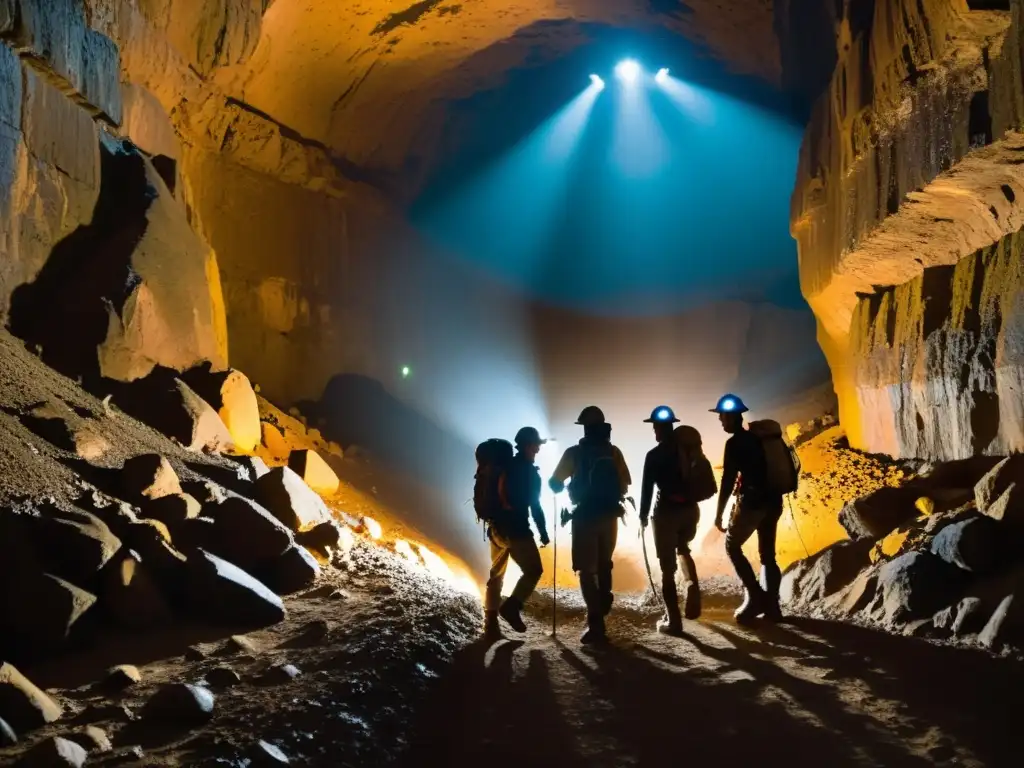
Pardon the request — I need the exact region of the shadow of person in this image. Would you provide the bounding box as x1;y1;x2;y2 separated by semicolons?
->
697;620;994;766
556;640;873;767
737;616;1024;766
398;641;585;767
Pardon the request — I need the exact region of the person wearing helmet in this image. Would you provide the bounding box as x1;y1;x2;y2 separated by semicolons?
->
639;406;702;635
484;426;550;638
548;406;631;644
712;394;783;623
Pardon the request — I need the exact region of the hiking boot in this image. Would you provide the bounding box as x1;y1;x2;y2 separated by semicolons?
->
734;587;769;625
683;582;702;621
656;614;684;636
580;623;608;645
483;610;501;639
498;597;527;633
760;565;783;622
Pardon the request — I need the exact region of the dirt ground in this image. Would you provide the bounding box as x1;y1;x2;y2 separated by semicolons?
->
400;590;1023;768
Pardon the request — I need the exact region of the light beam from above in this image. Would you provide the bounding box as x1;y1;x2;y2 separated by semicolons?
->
656;73;713;124
655;68;669;84
610;66;668;178
615;59;641;84
590;74;605;90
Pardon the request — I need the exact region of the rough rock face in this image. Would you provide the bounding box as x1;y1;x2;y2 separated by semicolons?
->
792;1;1024;459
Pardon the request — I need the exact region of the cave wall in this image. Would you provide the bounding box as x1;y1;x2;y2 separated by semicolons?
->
792;0;1024;459
0;0;227;382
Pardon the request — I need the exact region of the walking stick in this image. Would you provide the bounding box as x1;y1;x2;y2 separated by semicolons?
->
551;487;558;638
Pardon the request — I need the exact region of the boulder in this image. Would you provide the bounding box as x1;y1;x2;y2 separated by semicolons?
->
838;487;920;540
100;550;174;629
119;522;188;602
205;494;293;570
297;520;344;557
929;517;1002;575
254;466;332;533
205;667;241;689
104;665;142;689
67;725;112;754
184;550;286;628
979;594;1024;650
167;516;217;553
141;493;201;526
260;663;301;685
782;539;873;608
0;663;63;733
287;449;339;496
935;596;986;637
258;545;320;595
141;683;215;725
22;505;122;590
77;492;140;541
119;374;233;453
975;456;1024;528
16;736;87;767
21;401;109;460
182;366;261;453
247;740;290;764
120;454;181;502
867;551;963;627
0;572;96;656
260;422;290;460
228;455;270;482
0;716;15;746
181;479;229;505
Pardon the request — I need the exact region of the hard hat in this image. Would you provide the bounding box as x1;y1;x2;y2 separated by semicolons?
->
710;394;748;414
514;426;547;447
643;405;679;423
575;405;606;426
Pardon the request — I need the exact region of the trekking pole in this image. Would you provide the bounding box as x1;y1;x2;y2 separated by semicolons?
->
551;487;558;638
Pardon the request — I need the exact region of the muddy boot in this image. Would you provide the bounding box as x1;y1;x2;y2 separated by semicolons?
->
598;569;614;616
679;552;702;620
760;565;783;622
734;585;769;625
499;596;527;633
483;610;502;640
657;580;683;636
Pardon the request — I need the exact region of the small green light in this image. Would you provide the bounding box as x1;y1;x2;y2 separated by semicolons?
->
401;366;410;378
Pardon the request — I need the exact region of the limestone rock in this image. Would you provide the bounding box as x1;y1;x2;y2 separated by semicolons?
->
979;595;1022;651
229;455;270;482
185;549;286;628
254;466;332;533
24;505;122;590
205;494;293;570
258;545;320;595
0;572;96;656
780;539;873;609
68;724;112;753
260;422;289;460
21;401;108;459
0;663;62;732
261;663;301;685
287;449;339;496
205;667;241;689
0;715;15;746
141;493;201;526
104;665;142;689
934;596;987;638
929;517;1002;575
867;551;963;627
976;456;1024;528
297;520;343;557
838;487;920;540
119;522;188;603
141;683;215;725
247;740;290;764
182;366;261;453
168;516;217;553
120;375;233;453
17;735;87;766
120;454;182;503
100;550;174;629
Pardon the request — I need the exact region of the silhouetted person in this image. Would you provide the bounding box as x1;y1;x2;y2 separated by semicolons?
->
639;406;704;635
484;426;549;636
549;406;631;644
712;394;783;623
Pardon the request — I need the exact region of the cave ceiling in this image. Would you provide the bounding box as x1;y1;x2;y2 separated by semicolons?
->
211;0;782;196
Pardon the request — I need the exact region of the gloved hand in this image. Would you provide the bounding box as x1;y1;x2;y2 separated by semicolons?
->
539;531;550;547
548;477;565;494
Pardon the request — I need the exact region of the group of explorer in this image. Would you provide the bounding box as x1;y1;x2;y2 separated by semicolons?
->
473;394;801;645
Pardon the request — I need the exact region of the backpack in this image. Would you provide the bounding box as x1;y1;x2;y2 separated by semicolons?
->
674;425;717;503
569;443;622;510
747;419;801;495
474;439;514;522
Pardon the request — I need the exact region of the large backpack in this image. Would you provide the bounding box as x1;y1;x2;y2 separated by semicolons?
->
568;443;622;510
474;439;514;522
674;425;718;503
747;419;801;495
